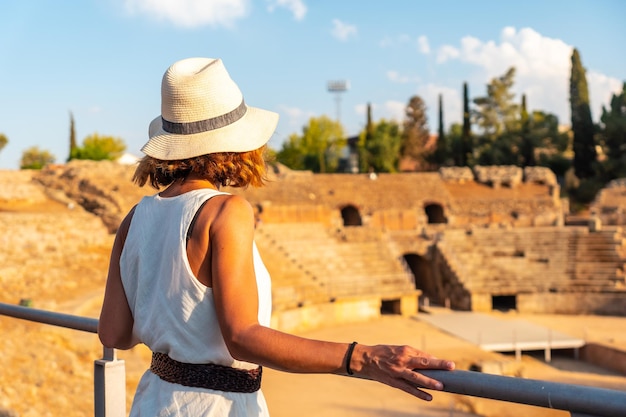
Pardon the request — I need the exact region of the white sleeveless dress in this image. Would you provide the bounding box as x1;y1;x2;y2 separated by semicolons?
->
120;189;272;416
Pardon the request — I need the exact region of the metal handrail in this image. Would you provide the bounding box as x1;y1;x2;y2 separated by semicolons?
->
0;302;125;417
421;369;626;417
0;302;98;333
1;302;626;417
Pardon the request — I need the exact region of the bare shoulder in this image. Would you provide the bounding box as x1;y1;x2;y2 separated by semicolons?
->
117;205;138;237
209;194;255;231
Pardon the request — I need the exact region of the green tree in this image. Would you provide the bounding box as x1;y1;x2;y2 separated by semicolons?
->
276;116;345;173
20;146;56;169
461;82;472;166
447;123;465;166
474;67;519;139
569;48;597;179
400;95;430;170
358;119;402;173
473;67;520;165
428;94;448;167
599;82;626;180
519;94;535;166
72;133;126;161
358;103;375;173
530;110;571;176
0;133;7;156
275;133;306;170
68;112;77;161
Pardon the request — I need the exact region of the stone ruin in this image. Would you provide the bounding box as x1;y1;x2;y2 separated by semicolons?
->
591;178;626;227
3;160;625;322
473;165;523;188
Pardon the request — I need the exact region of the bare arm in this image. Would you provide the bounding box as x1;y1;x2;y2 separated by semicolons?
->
98;207;139;350
210;196;454;401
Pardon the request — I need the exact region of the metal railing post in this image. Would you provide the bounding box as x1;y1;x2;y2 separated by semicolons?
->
94;347;126;417
0;303;128;417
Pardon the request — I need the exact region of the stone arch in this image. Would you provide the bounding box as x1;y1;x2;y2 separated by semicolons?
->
424;203;447;224
492;294;517;312
340;204;362;226
403;253;438;301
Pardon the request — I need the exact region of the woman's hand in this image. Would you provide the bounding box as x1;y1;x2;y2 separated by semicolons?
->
350;344;455;401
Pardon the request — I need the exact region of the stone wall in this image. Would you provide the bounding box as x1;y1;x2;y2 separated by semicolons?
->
517;292;626;315
591;178;626;226
31;161;563;232
582;343;626;375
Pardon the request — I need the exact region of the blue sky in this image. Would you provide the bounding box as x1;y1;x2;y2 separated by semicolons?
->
0;0;624;169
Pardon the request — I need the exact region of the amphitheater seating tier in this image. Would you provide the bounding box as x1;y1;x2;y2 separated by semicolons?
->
436;227;625;295
254;222;416;309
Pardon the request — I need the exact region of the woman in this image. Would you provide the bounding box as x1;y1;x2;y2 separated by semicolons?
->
98;57;455;416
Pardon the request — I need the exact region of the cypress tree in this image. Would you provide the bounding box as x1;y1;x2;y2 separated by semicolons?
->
438;94;444;142
436;93;446;164
68;112;77;162
366;102;373;138
600;83;626;180
569;48;596;179
462;82;471;165
520;94;535;166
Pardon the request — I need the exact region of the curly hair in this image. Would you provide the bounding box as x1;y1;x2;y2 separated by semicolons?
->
133;145;269;189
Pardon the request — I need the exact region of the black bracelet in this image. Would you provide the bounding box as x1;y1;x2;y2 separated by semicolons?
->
345;341;358;375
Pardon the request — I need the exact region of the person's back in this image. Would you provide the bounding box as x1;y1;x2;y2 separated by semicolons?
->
121;188;272;416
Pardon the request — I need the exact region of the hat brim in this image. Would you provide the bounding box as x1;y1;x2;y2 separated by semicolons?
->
141;105;279;160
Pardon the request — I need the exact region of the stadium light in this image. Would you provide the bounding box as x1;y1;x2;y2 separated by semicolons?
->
327;80;349;123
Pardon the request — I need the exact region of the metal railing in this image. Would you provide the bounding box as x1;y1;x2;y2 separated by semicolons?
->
420;370;626;417
1;302;626;417
0;302;126;417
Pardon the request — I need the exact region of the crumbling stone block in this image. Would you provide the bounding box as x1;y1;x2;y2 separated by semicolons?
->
474;165;523;188
523;166;557;186
439;166;474;183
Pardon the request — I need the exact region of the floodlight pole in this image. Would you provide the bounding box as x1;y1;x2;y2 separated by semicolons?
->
327;80;349;124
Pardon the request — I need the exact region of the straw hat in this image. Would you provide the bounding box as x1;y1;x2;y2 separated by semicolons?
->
142;57;279;160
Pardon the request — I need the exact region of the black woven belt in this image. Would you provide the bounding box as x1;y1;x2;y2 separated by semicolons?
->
150;352;262;393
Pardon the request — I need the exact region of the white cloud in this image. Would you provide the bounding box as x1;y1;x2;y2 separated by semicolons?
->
436;26;623;123
331;19;357;42
266;0;307;21
453;27;571;79
386;70;420;84
417;35;430;54
384;100;406;123
436;45;460;63
588;71;624;118
124;0;249;28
